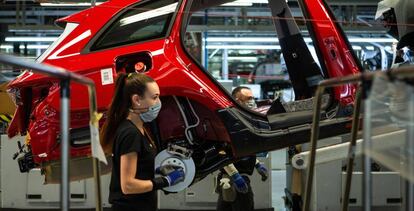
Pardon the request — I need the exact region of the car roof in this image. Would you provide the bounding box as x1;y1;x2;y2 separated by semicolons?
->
56;0;139;27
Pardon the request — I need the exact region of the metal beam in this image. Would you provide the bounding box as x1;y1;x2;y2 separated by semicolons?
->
0;19;39;24
187;25;387;34
8;24;62;32
327;0;379;6
0;10;80;16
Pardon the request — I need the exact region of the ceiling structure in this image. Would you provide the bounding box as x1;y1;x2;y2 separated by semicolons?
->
0;0;387;57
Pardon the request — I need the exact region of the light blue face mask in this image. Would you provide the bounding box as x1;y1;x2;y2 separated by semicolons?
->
245;99;257;109
139;101;162;122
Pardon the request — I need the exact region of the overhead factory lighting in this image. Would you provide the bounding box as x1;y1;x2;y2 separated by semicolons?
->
40;2;103;7
365;46;375;50
352;46;362;50
0;44;50;50
222;2;252;6
348;37;398;43
227;56;258;62
120;2;178;26
207;44;363;51
222;0;268;6
206;37;398;43
206;45;281;50
384;46;392;52
206;37;278;42
5;37;58;42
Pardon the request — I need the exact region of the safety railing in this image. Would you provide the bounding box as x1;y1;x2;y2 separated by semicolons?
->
302;65;414;211
0;54;103;211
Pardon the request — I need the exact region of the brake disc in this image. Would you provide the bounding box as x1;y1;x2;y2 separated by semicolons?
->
154;149;196;192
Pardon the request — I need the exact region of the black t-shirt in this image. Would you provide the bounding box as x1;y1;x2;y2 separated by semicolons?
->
109;119;157;210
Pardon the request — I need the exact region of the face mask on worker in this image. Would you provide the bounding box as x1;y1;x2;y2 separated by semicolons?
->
245;99;257;109
140;101;162;122
407;50;414;63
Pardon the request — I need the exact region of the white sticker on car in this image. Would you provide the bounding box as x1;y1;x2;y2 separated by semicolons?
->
101;68;114;85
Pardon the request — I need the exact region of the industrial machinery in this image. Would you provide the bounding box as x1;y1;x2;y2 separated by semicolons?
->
5;0;361;191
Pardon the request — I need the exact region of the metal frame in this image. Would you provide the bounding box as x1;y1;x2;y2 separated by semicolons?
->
407;88;414;211
302;65;414;211
302;73;363;211
341;88;362;211
0;54;103;211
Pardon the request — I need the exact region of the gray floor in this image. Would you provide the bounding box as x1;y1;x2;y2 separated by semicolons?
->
272;170;287;211
270;150;287;211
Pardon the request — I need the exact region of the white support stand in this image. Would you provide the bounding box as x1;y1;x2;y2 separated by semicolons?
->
0;135;112;209
292;129;405;170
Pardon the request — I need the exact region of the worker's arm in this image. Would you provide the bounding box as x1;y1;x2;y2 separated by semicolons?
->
120;152;185;194
120;152;154;194
223;163;239;176
223;164;249;193
255;159;268;181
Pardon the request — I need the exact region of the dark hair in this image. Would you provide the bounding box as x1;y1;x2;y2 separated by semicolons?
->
124;61;137;73
100;72;155;153
231;86;251;98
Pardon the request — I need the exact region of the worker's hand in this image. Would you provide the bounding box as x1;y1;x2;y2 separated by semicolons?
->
162;167;185;186
155;165;181;176
231;173;249;193
255;163;268;181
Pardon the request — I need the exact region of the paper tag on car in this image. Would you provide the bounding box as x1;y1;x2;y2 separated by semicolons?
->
101;68;114;85
90;120;108;165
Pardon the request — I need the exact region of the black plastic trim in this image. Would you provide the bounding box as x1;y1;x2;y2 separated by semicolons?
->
56;127;91;147
217;107;352;157
387;198;402;204
296;0;329;79
71;194;86;199
26;194;42;199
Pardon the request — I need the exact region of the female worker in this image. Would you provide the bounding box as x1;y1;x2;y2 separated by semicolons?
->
101;72;185;211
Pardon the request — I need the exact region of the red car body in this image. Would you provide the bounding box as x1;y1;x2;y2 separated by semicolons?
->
6;0;361;183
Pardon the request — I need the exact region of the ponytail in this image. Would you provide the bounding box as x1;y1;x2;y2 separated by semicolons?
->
100;73;128;154
100;72;155;154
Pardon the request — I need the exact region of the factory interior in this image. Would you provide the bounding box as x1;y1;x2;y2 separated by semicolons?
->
0;0;414;210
